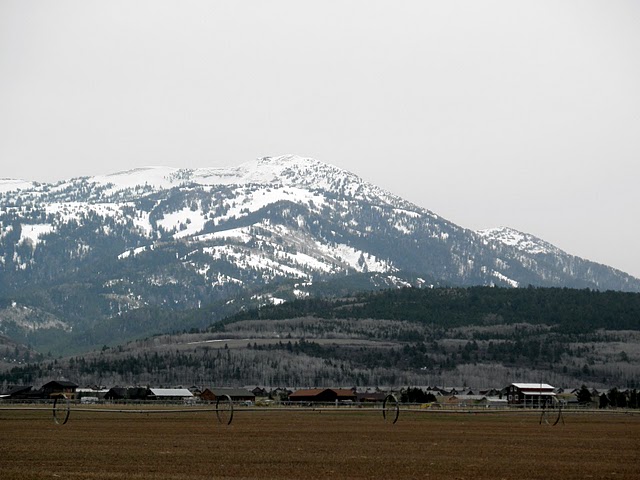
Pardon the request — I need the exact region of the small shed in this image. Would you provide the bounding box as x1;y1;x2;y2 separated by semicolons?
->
483;396;508;407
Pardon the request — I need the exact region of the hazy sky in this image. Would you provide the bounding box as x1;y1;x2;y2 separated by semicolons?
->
1;1;639;278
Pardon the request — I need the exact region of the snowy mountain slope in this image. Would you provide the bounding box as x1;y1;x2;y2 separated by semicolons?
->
0;155;639;352
0;179;36;194
475;226;637;290
477;227;562;256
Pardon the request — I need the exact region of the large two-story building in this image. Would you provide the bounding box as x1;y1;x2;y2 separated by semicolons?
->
506;383;555;407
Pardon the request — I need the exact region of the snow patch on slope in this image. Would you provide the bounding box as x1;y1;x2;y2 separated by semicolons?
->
118;245;155;260
157;207;208;239
218;184;327;224
19;224;53;248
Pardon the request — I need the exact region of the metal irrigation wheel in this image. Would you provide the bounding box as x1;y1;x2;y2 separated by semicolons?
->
52;396;71;425
552;399;565;426
539;398;550;425
382;394;399;424
539;397;564;426
215;394;234;425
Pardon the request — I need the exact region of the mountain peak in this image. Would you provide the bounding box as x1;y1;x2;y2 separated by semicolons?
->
228;154;331;185
256;154;315;166
91;166;180;191
477;226;562;256
86;155;342;192
0;178;37;194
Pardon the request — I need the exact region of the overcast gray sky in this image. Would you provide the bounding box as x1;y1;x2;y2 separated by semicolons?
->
1;0;639;278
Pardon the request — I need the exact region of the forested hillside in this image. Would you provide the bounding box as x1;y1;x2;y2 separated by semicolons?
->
225;286;640;333
2;287;639;389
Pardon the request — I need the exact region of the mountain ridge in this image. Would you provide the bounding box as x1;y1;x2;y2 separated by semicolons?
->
0;155;638;354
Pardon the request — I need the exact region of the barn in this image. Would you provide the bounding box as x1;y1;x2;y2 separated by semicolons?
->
0;385;33;400
41;380;78;399
147;388;194;401
200;388;255;402
356;391;388;403
506;383;556;407
104;387;148;401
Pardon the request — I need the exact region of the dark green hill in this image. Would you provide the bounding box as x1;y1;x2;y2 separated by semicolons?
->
223;286;640;333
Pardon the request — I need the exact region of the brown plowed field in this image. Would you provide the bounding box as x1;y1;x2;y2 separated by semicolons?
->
1;407;638;479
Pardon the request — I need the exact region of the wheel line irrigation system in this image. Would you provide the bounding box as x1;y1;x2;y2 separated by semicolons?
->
0;394;591;428
5;393;404;427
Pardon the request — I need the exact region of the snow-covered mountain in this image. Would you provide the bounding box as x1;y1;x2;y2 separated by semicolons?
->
1;155;638;351
477;227;562;256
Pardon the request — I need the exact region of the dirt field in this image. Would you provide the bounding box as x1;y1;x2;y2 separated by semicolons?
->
1;406;638;479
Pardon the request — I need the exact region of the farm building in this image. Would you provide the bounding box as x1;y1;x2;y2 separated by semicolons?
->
506;383;555;407
104;387;148;401
270;387;292;400
356;391;388;403
188;386;202;396
0;385;33;400
288;388;357;403
447;387;475;396
479;388;502;397
252;387;268;397
41;380;78;399
200;388;255;402
76;387;109;400
439;394;487;406
147;388;194;401
437;394;507;407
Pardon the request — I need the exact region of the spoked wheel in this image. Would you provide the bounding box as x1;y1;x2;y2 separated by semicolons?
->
552;398;565;426
382;394;399;424
539;398;550;425
52;396;71;425
215;394;234;425
539;397;564;426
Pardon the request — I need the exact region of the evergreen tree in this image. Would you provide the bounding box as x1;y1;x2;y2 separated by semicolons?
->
576;385;592;405
599;393;609;409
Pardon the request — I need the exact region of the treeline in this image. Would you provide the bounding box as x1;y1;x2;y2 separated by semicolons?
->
598;388;640;408
225;286;640;332
0;346;424;388
247;338;595;377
